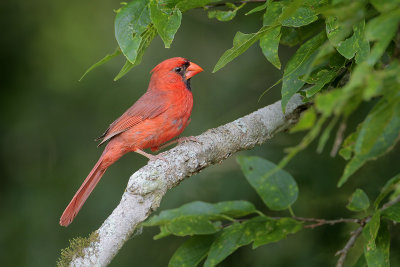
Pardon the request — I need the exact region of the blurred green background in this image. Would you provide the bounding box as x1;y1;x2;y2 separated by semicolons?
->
1;1;399;266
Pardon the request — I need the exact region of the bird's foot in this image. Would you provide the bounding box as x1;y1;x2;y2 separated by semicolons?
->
155;136;200;151
135;149;167;162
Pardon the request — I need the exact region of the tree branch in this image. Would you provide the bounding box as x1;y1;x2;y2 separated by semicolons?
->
380;194;400;211
335;224;365;267
66;95;306;266
335;194;400;267
292;216;361;229
330;120;347;157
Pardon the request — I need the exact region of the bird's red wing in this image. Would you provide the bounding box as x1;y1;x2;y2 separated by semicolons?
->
97;91;169;146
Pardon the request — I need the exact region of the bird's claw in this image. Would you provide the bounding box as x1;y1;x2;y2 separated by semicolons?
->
148;154;167;162
135;149;167;162
155;136;200;151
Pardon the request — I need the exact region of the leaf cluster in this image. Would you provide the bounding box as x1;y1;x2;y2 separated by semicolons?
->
143;157;303;267
81;0;223;81
144;157;400;266
250;0;400;189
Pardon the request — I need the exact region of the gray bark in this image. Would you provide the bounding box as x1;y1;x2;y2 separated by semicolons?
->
69;95;306;266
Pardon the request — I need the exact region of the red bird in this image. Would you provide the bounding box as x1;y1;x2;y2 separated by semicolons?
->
60;57;203;226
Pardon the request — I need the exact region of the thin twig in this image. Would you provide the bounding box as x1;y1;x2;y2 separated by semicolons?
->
335;216;372;267
335;192;400;266
330;120;347;157
335;225;364;267
267;216;361;229
223;215;360;229
380;194;400;211
293;216;361;229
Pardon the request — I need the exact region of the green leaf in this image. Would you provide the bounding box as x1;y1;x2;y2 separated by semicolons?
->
169;235;215;267
115;0;152;63
366;10;400;40
363;62;400;101
365;9;400;65
315;89;344;116
204;222;254;267
307;41;337;71
263;1;283;26
331;0;348;4
280;20;324;47
260;26;281;69
290;107;316;133
382;202;400;222
252;217;303;248
339;125;361;160
281;6;318;27
342;89;363;118
237;156;299;211
363;212;381;251
374;173;400;209
154;225;172;240
324;0;367;46
336;20;370;64
277;0;302;23
165;216;222;236
208;3;245;22
338;95;400;186
364;221;390;267
370;0;400;12
363;72;383;101
325;16;353;47
208;10;236;21
343;62;371;91
346;188;370;212
202;216;302;267
304;68;340;97
175;0;221;12
213;26;272;73
353;254;367;267
390;186;400;204
280;27;301;46
315;67;363;133
281;31;327;112
316;115;338;153
145;201;256;226
303;0;329;7
144;202;217;226
79;48;121;81
246;1;268;15
114;60;134;81
213;201;257;218
114;25;157;80
314;62;368;123
329;51;346;67
150;0;182;48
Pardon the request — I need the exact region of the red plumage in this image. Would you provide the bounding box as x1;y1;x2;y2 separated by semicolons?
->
60;57;203;226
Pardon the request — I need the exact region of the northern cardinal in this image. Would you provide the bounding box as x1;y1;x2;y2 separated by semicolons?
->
60;57;203;226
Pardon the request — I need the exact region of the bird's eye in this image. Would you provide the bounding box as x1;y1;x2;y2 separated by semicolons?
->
174;67;182;73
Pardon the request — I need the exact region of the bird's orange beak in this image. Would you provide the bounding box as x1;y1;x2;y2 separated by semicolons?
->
185;62;203;79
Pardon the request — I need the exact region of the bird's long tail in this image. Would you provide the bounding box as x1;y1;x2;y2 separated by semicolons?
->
59;146;122;227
